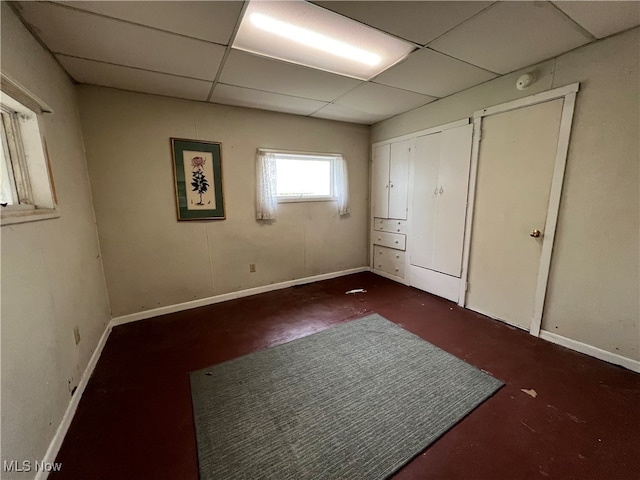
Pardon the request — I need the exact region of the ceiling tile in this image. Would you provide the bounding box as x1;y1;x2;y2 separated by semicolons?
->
311;104;389;125
313;1;493;45
57;55;213;101
429;1;593;74
211;84;328;116
17;1;225;80
334;83;436;117
54;1;243;44
373;48;498;97
220;50;362;102
553;1;640;39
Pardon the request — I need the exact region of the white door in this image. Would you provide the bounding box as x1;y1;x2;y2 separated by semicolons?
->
432;124;473;277
466;99;564;330
410;133;440;269
410;124;472;276
388;140;410;219
372;144;390;218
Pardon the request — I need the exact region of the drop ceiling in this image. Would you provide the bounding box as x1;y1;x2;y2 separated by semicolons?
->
11;1;640;125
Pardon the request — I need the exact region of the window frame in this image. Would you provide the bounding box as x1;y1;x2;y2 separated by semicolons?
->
1;106;34;208
0;78;58;226
268;150;340;204
0;112;19;207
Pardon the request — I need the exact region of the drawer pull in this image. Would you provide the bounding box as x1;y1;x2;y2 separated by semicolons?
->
395;268;399;272
378;237;381;241
378;264;382;268
395;240;398;244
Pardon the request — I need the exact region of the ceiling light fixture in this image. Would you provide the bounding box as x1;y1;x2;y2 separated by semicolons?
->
233;0;415;80
250;13;382;67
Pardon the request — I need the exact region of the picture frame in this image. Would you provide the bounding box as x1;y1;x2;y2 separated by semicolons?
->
171;138;225;221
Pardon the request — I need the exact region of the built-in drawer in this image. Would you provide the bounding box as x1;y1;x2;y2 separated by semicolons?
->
373;246;405;278
374;217;408;234
372;230;406;251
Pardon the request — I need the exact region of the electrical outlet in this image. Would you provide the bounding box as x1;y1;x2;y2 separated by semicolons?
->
73;326;81;345
249;263;256;273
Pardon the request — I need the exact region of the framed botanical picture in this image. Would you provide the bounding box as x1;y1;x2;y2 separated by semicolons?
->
171;138;225;221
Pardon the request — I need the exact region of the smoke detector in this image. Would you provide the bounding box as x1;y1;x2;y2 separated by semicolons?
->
516;73;535;90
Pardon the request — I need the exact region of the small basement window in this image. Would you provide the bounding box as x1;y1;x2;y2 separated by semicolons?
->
274;152;336;202
256;148;349;220
1;83;57;226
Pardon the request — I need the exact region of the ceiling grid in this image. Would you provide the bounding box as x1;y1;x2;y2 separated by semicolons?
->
10;0;639;125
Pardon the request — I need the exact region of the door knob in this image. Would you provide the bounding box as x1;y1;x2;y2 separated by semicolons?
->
530;229;541;238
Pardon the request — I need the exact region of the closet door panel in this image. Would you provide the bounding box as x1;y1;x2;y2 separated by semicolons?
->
432;124;473;277
410;133;440;270
388;139;411;220
372;144;390;218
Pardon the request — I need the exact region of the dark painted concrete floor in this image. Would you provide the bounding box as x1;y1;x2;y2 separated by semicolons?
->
52;272;640;480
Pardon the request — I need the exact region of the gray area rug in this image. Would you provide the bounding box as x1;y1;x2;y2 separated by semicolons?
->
190;313;503;480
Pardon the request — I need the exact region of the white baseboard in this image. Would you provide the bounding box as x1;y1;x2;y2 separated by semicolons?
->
38;269;636;480
370;268;410;286
35;322;113;480
111;267;370;326
37;266;369;479
539;330;640;373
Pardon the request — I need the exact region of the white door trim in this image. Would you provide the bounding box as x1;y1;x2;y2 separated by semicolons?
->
458;83;580;339
473;83;579;119
530;91;577;335
458;119;482;306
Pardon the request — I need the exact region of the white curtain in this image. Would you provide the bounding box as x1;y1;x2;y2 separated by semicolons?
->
256;150;278;220
334;155;350;216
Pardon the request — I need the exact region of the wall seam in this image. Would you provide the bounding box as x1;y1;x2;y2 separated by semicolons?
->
204;224;215;296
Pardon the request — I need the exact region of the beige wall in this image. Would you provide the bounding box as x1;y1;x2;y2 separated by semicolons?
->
373;28;640;362
0;4;111;477
77;87;370;318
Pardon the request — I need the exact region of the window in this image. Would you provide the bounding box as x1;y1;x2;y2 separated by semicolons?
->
256;149;350;220
1;106;31;207
274;152;335;201
0;112;16;205
0;84;57;225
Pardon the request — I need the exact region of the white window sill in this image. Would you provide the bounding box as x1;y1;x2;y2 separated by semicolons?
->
1;207;60;226
277;196;337;204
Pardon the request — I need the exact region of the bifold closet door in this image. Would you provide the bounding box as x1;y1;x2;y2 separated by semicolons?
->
389;140;411;220
410;124;472;276
432;124;473;276
372;144;390;218
410;133;440;270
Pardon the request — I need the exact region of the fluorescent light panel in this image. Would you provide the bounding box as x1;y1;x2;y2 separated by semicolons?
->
233;0;415;80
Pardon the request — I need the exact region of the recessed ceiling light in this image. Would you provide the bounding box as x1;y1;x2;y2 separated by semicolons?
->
233;0;415;80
